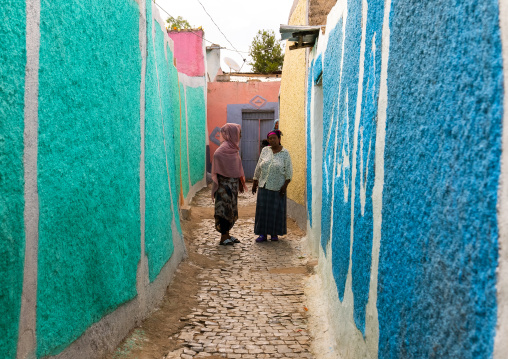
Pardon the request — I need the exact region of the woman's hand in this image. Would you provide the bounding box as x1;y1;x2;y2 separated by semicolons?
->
238;178;245;193
252;180;258;194
279;180;290;197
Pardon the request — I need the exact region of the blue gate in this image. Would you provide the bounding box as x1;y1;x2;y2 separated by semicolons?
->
241;111;274;179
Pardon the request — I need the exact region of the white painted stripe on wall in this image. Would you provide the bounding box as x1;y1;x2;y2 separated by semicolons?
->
136;0;149;311
368;0;392;355
184;85;192;203
178;72;206;88
17;1;41;358
495;1;508;357
344;0;368;329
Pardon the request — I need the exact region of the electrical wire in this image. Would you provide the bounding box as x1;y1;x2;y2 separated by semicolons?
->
194;0;246;62
153;1;249;60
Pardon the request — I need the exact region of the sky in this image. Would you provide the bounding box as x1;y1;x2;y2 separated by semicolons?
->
154;0;296;72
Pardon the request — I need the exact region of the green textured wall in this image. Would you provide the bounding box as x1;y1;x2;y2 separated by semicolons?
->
36;1;141;356
169;58;182;209
180;83;190;198
0;3;25;358
185;86;206;186
144;9;177;282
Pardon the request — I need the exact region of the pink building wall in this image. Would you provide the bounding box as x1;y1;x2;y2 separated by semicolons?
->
167;30;205;77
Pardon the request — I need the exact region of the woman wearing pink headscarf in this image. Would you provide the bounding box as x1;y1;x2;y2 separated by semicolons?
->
211;123;247;245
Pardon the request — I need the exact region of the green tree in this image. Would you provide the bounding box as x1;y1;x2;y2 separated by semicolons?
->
166;15;192;30
248;30;284;74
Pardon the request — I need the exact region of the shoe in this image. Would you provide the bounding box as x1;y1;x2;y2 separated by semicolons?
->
270;235;279;241
255;235;267;242
230;236;240;243
220;238;234;245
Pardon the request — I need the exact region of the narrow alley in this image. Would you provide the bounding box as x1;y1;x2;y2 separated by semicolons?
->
108;185;316;359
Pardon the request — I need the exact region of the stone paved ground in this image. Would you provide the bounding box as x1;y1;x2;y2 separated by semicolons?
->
164;187;315;359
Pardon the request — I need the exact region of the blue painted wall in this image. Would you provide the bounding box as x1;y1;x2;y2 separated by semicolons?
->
0;2;26;358
308;0;503;356
378;0;502;357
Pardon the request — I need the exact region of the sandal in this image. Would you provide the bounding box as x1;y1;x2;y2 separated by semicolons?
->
230;236;240;243
220;238;234;245
270;235;279;241
255;235;267;242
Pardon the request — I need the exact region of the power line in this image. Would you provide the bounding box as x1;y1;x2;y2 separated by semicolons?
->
194;0;246;62
153;1;249;59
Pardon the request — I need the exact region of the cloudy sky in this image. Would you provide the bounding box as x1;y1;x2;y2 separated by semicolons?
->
154;0;296;72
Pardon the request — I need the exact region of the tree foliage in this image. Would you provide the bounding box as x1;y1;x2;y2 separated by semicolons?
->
248;30;284;74
166;15;192;30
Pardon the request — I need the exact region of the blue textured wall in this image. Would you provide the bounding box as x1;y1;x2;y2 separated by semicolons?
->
351;0;384;335
36;1;141;356
378;0;502;357
309;0;503;355
0;2;25;358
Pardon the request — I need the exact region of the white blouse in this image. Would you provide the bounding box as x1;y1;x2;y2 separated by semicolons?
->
253;147;293;191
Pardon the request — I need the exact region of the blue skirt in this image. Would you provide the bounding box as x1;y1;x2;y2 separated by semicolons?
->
254;187;287;236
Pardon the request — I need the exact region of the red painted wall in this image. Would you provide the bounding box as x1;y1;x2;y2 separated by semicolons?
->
207;81;281;160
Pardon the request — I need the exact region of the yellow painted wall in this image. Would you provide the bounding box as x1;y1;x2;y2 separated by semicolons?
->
279;0;307;206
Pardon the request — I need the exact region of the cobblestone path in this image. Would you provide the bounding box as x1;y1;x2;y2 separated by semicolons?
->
109;186;315;359
168;188;314;359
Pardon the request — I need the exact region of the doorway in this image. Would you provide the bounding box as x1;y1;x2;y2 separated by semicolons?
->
241;111;275;179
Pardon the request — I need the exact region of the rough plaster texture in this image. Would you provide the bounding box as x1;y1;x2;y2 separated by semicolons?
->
0;2;26;358
496;1;508;357
145;12;177;282
306;0;504;357
179;83;191;199
305;53;324;259
1;1;193;357
167;30;205;77
17;1;41;358
379;1;502;357
47;223;185;359
280;0;308;208
35;1;142;356
185;85;207;186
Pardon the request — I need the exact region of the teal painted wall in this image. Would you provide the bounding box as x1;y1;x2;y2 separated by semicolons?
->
180;83;190;198
186;86;206;186
0;3;26;358
169;59;182;210
36;1;141;356
144;8;177;282
1;1;205;356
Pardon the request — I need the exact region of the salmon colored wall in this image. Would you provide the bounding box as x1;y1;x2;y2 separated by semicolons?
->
207;81;281;159
167;30;205;77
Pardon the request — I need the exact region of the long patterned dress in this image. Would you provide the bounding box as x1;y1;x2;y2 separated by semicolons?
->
214;174;239;234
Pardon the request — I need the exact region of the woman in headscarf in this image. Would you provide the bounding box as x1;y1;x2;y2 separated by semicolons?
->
251;130;293;242
211;123;247;245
